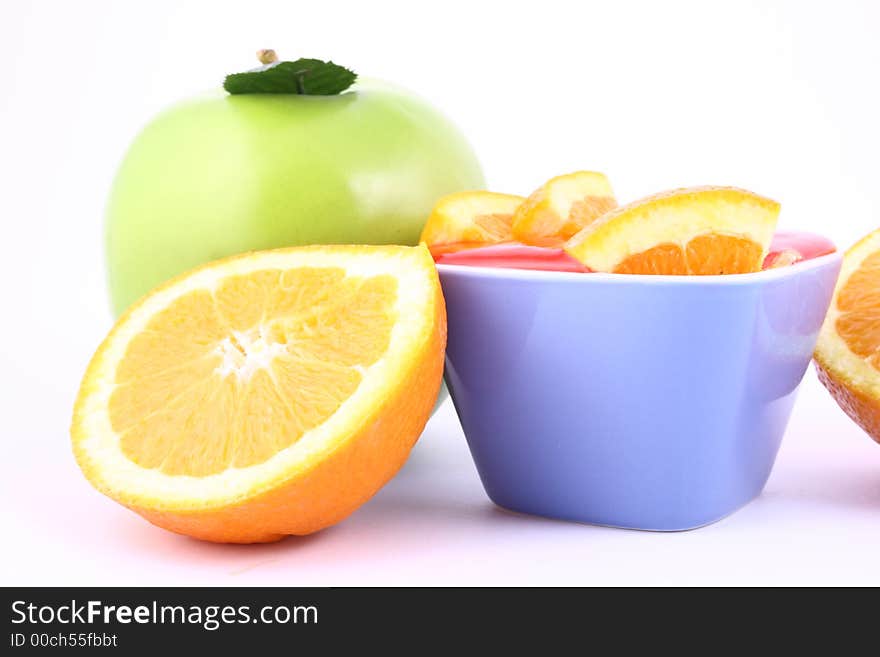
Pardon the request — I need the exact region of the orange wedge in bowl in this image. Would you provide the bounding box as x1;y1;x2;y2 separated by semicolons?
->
815;229;880;444
419;191;525;252
511;170;617;246
564;186;780;274
71;245;446;543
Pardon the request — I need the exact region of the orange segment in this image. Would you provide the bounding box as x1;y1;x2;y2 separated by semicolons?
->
71;245;446;543
612;235;765;275
815;230;880;444
564;186;780;275
512;171;617;246
613;243;688;275
418;191;525;248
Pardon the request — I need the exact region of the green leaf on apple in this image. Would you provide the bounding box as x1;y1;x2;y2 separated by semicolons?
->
224;59;357;95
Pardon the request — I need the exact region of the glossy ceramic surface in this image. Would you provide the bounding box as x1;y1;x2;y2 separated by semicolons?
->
439;253;841;530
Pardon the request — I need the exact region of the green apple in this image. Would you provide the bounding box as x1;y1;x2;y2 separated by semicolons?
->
106;62;484;316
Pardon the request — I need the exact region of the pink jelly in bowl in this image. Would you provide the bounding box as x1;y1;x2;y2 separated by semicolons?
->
431;231;836;274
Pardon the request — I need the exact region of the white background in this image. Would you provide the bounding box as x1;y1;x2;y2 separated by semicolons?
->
2;0;879;585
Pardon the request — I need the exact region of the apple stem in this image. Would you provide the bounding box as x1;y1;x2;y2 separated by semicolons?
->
257;49;278;65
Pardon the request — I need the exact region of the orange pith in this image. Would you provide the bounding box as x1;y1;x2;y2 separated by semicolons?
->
815;231;880;444
71;245;446;543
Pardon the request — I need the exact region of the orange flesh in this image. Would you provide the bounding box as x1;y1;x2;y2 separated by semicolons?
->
109;267;398;476
513;193;616;246
472;213;515;242
612;234;763;275
835;251;880;367
564;196;618;240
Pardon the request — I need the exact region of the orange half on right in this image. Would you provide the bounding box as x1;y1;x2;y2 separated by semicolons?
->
563;186;780;275
814;229;880;445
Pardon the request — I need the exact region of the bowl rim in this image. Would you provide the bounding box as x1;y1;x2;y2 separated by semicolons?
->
436;251;841;286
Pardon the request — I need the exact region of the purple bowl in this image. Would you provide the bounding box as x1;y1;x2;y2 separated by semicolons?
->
438;252;841;530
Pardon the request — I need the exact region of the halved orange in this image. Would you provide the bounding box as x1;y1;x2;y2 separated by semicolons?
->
419;191;525;249
512;171;617;246
564;186;780;274
815;229;880;444
71;245;446;543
